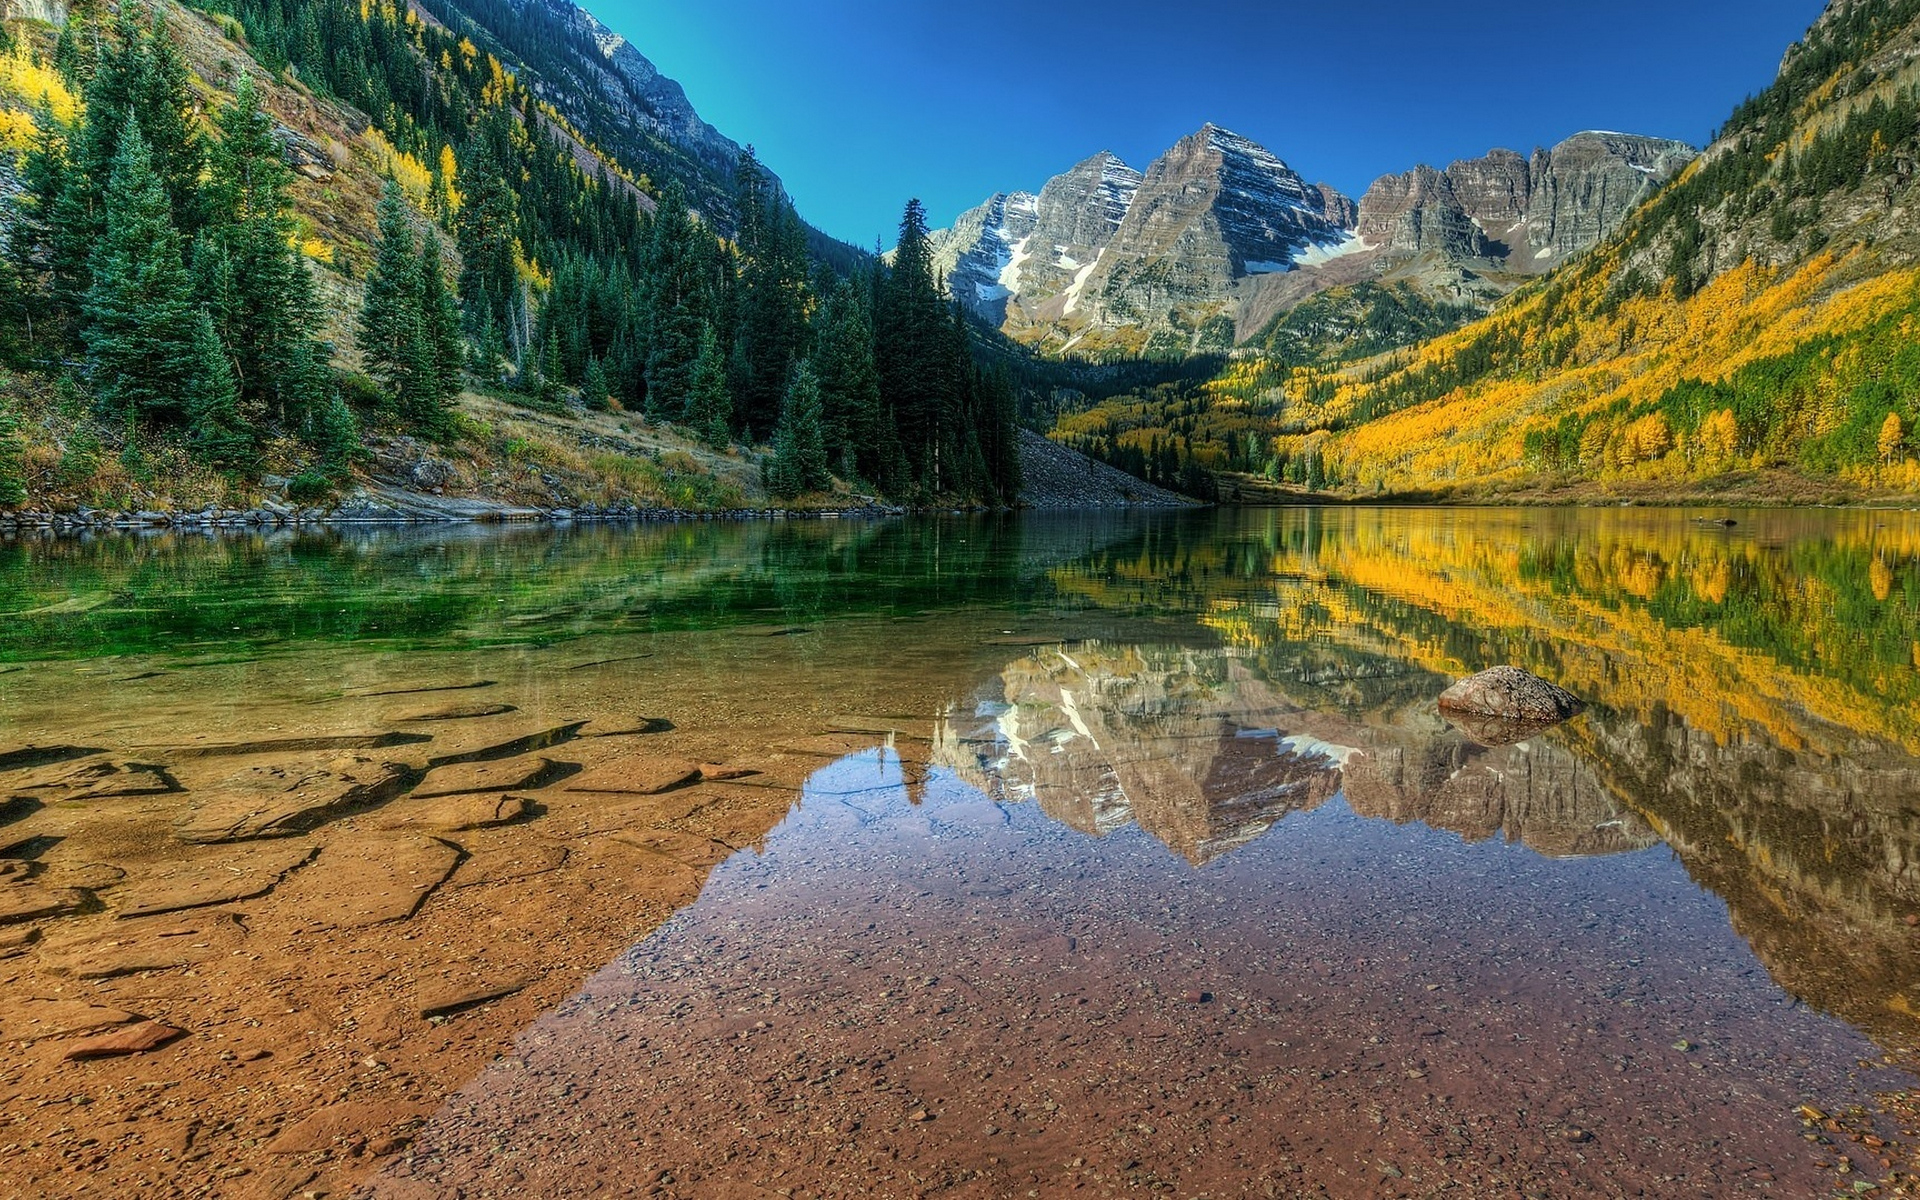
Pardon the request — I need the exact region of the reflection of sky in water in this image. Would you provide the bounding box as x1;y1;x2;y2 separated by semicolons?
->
379;749;1908;1197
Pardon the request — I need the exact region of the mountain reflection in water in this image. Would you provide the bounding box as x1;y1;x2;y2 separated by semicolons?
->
932;507;1920;1055
940;642;1654;867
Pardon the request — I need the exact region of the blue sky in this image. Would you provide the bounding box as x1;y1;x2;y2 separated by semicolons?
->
595;0;1826;248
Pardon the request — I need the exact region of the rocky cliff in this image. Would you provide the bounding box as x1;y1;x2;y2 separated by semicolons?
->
1355;134;1695;269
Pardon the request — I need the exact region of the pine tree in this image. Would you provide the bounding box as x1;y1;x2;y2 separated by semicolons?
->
875;199;951;491
643;183;710;421
0;393;26;507
135;12;203;238
83;119;198;422
202;73;315;422
455;122;520;337
733;150;811;437
309;389;365;481
360;182;425;412
581;355;611;411
13;108;69;331
810;279;896;485
769;360;830;497
184;308;253;469
418;228;464;420
686;322;732;450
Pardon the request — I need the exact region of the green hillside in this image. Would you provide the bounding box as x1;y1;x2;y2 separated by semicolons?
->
0;0;1019;513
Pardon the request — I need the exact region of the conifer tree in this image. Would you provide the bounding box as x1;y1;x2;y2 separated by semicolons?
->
13;109;69;329
581;355;611;411
811;279;896;485
359;182;425;408
769;360;830;497
643;182;709;421
203;73;315;422
733;150;811;437
135;12;203;237
184;308;253;469
418;228;464;419
83;120;198;422
309;388;365;481
875;199;950;490
686;322;732;450
0;394;25;506
455;123;520;337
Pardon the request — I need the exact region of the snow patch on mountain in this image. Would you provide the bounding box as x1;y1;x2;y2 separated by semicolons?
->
1063;251;1105;315
1289;232;1372;269
999;235;1033;296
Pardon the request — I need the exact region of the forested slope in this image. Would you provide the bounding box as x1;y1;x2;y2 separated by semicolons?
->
0;0;1020;514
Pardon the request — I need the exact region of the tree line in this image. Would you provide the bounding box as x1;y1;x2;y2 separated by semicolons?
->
0;0;1019;506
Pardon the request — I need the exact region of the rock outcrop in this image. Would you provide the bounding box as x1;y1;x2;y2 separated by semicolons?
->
927;191;1039;325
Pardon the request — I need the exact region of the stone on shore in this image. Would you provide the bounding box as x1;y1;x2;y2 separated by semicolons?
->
563;755;701;797
266;834;461;930
2;998;142;1043
0;884;91;924
417;976;530;1019
414;757;559;798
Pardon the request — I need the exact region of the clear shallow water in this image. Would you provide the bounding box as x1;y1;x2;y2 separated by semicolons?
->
380;761;1896;1198
5;507;1920;1196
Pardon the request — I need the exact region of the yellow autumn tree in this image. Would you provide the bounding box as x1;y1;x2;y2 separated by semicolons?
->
1698;409;1739;472
1880;412;1904;463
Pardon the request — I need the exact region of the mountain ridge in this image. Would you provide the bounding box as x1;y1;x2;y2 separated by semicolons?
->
930;123;1694;360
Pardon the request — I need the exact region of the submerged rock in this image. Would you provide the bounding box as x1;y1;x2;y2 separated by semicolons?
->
1438;667;1585;726
62;1020;186;1060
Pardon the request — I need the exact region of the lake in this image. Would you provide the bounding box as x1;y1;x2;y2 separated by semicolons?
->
2;507;1917;1199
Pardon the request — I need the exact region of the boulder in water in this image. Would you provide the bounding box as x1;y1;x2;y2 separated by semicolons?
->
1439;667;1585;725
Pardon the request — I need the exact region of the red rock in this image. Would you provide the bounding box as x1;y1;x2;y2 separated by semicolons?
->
62;1020;186;1060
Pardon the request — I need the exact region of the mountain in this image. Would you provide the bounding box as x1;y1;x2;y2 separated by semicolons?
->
931;125;1692;360
1238;131;1694;360
1075;125;1358;356
1046;0;1920;503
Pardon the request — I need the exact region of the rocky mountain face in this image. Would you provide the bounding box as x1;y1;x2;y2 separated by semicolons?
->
929;125;1694;358
1073;126;1358;354
927;191;1038;324
1357;133;1695;269
437;0;855;259
537;0;751;183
